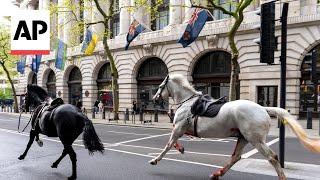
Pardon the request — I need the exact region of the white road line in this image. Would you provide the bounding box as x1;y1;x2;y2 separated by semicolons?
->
106;130;152;136
148;152;181;155
120;144;231;157
179;138;230;143
241;138;279;159
113;133;171;145
0;127;223;169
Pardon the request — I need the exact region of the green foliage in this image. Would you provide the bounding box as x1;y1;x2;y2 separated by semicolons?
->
0;27;18;81
0;88;13;99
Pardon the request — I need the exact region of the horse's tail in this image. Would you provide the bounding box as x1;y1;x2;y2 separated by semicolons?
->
265;107;320;153
82;117;104;155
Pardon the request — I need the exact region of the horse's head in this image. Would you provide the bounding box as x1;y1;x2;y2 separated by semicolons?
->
25;84;49;107
153;75;170;103
153;74;202;104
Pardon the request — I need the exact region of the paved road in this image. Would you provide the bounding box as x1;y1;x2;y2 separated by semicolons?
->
0;113;318;180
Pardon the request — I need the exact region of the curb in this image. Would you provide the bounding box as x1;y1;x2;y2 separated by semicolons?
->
0;112;173;130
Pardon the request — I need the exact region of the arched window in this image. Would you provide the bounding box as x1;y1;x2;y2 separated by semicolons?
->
68;67;82;105
137;57;168;111
193;51;235;99
96;63;113;108
46;70;56;98
300;46;320;117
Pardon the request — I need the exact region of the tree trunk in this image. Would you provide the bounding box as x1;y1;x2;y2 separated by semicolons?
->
103;40;119;120
0;62;19;113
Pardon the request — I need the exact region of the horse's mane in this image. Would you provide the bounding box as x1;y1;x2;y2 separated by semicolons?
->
27;85;49;106
170;74;202;95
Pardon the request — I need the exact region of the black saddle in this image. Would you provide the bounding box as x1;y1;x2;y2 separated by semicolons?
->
32;98;64;136
191;95;227;118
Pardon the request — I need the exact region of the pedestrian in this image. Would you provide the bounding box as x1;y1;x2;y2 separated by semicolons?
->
94;100;99;113
76;100;82;110
132;100;137;114
98;101;104;114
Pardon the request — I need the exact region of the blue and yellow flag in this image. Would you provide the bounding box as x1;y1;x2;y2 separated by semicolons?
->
81;29;98;55
55;39;67;70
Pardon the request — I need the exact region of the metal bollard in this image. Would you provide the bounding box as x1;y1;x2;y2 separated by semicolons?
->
154;109;158;122
102;108;106;119
125;108;129;121
170;109;174;123
307;110;312;129
139;109;144;123
92;107;95;119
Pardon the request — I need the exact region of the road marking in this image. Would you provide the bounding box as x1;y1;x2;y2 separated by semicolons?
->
0;127;223;169
120;144;231;157
106;130;153;136
241;138;279;159
148;152;181;155
180;137;231;143
113;133;171;145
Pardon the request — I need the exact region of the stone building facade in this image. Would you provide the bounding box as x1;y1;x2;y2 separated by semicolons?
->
15;0;320;117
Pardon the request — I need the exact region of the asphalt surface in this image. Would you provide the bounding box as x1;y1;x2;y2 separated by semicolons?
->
0;113;318;180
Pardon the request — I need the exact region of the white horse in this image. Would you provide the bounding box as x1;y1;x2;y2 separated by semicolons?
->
149;74;320;180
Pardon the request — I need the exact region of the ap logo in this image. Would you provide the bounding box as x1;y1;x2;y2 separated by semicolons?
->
11;10;50;55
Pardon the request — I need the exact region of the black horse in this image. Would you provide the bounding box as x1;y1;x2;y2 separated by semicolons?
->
19;85;104;180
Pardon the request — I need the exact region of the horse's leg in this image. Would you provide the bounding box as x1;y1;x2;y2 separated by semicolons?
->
210;137;248;179
18;130;37;160
35;134;43;147
149;123;186;165
173;141;184;154
51;149;67;168
255;142;286;180
65;145;77;180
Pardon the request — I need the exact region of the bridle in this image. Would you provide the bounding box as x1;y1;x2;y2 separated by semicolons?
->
157;75;170;101
157;75;199;109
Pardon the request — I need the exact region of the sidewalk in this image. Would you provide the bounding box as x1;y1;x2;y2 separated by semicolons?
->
1;112;320;137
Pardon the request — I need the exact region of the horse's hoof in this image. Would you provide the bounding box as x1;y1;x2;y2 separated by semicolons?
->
179;147;185;154
51;163;58;168
149;159;158;165
209;174;219;180
18;155;25;160
37;140;43;147
68;175;77;180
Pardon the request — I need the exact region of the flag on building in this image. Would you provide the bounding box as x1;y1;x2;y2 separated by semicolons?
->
125;19;146;50
31;55;42;73
17;56;26;74
55;39;67;70
81;29;98;55
178;8;210;48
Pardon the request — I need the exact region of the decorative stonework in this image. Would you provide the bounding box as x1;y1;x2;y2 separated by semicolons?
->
206;35;219;48
143;44;153;55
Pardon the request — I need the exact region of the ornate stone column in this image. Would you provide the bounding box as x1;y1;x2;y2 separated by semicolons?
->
120;0;131;35
169;0;183;25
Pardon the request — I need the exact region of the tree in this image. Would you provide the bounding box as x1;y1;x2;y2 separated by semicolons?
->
50;0;121;119
0;27;19;113
191;0;255;101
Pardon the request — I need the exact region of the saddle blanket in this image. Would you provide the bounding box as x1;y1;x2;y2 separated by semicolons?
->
191;95;227;118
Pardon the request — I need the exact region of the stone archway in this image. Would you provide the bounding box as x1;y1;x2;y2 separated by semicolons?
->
136;57;168;111
191;50;236;99
67;66;82;105
299;45;320;117
96;63;113;109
